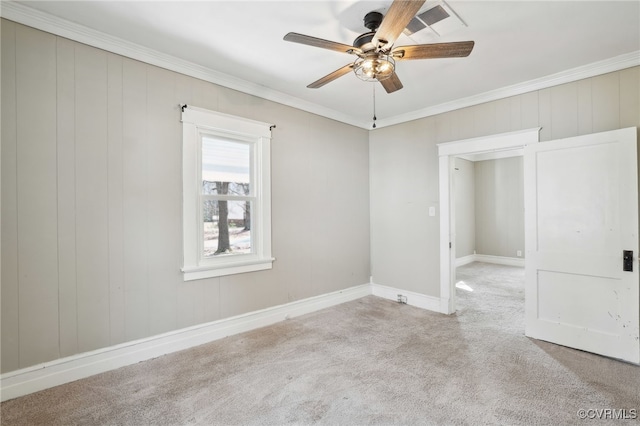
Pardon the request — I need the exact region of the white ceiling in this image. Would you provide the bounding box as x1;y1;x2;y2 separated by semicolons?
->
4;1;640;128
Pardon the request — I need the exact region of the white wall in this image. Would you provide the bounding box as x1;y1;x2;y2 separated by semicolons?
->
454;157;475;258
1;21;371;373
369;119;441;294
474;156;524;258
454;156;524;260
370;67;640;297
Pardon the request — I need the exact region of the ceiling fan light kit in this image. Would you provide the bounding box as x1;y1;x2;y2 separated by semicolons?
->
283;0;474;94
353;54;395;82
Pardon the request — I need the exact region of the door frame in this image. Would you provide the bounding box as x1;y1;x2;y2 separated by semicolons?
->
437;128;540;314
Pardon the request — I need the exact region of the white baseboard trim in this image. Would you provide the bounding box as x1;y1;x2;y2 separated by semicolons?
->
371;283;445;314
455;254;476;267
474;254;525;267
456;254;525;268
0;283;370;402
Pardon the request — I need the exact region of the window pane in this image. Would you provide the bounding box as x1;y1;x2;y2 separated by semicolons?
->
203;200;252;257
202;136;250;195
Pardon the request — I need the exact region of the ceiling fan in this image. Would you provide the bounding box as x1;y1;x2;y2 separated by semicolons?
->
283;0;475;94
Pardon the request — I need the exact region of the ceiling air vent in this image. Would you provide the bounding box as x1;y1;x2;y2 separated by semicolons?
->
405;17;427;35
403;1;467;42
418;5;450;26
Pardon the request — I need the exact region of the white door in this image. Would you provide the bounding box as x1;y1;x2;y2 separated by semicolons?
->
524;127;639;364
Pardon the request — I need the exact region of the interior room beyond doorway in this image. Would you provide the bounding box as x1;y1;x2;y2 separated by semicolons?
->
453;154;525;310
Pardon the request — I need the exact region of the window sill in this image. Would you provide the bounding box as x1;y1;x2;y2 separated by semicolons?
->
182;257;275;281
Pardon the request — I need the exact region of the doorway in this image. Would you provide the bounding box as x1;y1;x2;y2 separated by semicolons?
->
437;128;540;314
452;153;526;312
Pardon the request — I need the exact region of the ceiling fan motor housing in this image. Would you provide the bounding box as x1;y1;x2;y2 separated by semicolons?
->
354;11;384;52
353;32;376;51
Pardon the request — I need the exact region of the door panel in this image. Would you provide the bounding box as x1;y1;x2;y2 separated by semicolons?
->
537;271;620;335
525;127;639;364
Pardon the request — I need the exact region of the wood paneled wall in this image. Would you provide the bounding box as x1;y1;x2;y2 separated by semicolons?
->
370;66;639;296
1;21;371;373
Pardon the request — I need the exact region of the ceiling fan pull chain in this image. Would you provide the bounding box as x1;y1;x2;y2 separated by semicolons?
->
372;83;377;129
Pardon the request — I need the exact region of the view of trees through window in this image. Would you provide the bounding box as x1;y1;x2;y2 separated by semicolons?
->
202;136;252;257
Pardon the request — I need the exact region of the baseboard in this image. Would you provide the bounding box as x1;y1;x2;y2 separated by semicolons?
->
474;254;525;267
455;254;476;267
0;283;370;402
370;283;445;314
456;254;525;268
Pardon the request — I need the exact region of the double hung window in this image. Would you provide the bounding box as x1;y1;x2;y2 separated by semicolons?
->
181;106;273;280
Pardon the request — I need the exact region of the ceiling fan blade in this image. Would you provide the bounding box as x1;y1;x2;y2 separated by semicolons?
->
373;0;426;50
307;64;355;89
284;32;360;54
392;41;475;60
379;73;403;93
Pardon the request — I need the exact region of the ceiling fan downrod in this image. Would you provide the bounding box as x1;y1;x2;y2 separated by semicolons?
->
364;11;383;31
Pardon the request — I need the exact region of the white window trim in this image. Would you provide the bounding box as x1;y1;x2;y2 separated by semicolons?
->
181;105;274;281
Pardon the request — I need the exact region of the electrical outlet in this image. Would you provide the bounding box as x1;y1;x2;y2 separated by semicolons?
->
517;250;522;257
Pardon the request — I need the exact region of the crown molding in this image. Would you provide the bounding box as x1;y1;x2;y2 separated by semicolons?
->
0;1;370;129
376;50;640;128
2;1;638;131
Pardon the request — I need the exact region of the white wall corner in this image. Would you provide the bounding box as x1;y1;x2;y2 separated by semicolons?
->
0;283;371;402
370;282;445;314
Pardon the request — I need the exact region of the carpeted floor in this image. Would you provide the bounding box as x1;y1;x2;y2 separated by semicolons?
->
1;262;639;425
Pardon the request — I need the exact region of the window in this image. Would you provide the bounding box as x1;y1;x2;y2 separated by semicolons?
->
181;106;273;280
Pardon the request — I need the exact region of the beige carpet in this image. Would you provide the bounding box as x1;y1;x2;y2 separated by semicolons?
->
2;262;639;425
